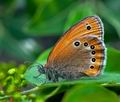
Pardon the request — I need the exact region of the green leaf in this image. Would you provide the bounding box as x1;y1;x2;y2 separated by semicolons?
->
105;47;120;73
64;2;95;31
24;1;77;35
37;72;120;88
24;14;66;36
98;1;120;38
36;48;52;65
0;0;15;17
62;84;119;102
24;63;49;86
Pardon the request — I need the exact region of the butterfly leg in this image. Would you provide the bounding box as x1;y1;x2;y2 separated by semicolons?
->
53;70;59;82
46;69;59;82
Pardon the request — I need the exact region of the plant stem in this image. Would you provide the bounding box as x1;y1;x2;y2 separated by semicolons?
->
0;86;39;100
44;86;61;100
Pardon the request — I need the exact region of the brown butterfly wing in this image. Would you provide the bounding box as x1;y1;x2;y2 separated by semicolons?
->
45;16;106;79
47;16;104;64
45;35;106;79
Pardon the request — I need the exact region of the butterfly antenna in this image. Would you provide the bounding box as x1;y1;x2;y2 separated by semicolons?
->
24;61;34;66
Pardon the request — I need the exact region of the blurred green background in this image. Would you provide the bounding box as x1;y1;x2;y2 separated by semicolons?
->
1;0;120;102
0;0;120;63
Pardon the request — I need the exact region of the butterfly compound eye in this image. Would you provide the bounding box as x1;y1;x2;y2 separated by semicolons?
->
73;40;80;47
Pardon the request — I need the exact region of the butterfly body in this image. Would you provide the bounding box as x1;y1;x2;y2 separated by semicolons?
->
39;16;106;82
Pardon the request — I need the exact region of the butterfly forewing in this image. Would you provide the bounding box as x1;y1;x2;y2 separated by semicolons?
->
47;16;104;64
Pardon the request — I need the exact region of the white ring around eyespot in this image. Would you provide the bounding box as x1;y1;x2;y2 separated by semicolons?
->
73;40;81;48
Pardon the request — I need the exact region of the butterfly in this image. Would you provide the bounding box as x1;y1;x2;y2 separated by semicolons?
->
35;16;106;82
